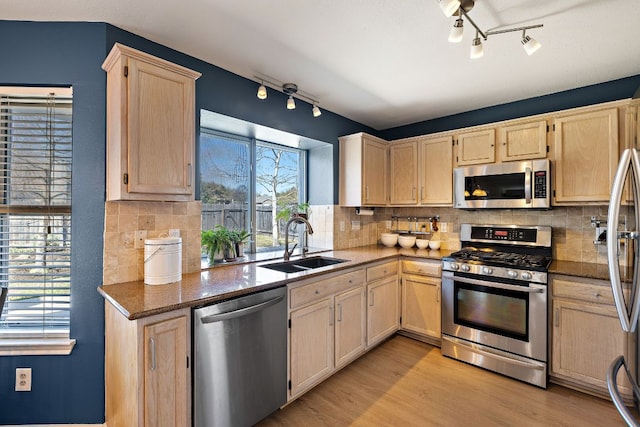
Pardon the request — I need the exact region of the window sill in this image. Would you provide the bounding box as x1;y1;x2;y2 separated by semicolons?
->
0;338;76;356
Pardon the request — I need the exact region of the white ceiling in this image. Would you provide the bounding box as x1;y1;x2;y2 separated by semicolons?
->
5;0;640;130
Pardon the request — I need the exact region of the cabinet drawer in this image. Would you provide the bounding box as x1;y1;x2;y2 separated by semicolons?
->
290;269;365;309
366;261;398;282
552;277;614;305
402;260;441;277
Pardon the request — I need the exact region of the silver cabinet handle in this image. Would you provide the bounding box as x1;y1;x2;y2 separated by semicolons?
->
554;308;560;327
337;303;342;322
150;338;156;371
369;290;374;306
187;163;193;187
436;285;440;303
329;305;334;326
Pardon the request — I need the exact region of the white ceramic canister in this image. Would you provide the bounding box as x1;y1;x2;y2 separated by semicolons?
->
144;236;182;285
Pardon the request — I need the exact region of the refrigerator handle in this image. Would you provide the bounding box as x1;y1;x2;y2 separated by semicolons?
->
607;355;640;427
608;148;636;332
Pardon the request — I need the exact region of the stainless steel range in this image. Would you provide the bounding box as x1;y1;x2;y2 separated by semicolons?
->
441;223;552;388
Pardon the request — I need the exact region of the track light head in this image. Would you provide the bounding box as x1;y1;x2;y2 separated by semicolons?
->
287;96;296;110
521;33;542;56
312;104;321;117
438;0;461;17
257;83;267;100
448;18;464;43
470;35;483;59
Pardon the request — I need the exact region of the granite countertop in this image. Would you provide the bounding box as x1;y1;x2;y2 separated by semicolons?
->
549;260;612;281
98;245;452;320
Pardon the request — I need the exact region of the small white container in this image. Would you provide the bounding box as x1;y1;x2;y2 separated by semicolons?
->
144;237;182;285
428;240;441;250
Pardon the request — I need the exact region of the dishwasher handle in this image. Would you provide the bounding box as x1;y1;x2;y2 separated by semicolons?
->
200;294;285;324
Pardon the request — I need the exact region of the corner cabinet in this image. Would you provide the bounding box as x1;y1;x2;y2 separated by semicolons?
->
102;43;201;202
339;133;388;206
552;107;619;204
400;259;441;344
550;275;633;401
366;260;400;347
105;303;191;427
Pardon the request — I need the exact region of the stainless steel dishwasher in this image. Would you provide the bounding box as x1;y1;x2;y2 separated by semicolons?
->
193;286;287;427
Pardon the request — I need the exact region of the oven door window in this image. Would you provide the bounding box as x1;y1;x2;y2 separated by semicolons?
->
454;281;529;341
464;173;525;200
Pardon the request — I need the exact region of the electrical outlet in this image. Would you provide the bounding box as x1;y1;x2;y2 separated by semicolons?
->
339;221;345;232
351;220;360;231
168;229;180;237
135;230;147;249
15;367;31;392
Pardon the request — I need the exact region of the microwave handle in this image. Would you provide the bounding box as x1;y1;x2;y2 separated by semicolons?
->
524;167;532;204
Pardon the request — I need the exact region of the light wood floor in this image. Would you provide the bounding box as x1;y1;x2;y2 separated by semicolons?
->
258;335;630;427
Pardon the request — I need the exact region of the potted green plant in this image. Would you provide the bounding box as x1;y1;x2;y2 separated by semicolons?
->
230;229;251;258
292;201;310;219
201;225;235;264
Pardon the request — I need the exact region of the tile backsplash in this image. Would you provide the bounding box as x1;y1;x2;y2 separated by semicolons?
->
332;205;613;264
103;200;202;285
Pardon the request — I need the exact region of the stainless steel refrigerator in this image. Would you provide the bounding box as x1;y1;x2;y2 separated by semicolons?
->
607;148;640;426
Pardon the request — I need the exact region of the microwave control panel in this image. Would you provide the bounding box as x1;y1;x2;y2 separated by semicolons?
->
533;170;547;198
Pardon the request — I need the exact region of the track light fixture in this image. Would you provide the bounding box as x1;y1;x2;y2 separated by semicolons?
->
254;77;322;118
436;0;543;58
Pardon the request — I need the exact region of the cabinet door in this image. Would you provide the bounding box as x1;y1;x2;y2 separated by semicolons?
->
290;298;334;396
499;120;548;161
553;108;618;203
127;58;195;198
401;275;441;339
456;129;495;165
362;137;388;206
335;286;366;368
419;136;453;205
366;276;399;347
144;316;189;427
551;299;632;398
389;141;418;205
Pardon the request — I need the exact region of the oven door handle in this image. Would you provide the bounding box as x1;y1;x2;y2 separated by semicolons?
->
450;275;545;293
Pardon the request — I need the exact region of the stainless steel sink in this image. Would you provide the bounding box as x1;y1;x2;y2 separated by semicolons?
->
260;256;348;273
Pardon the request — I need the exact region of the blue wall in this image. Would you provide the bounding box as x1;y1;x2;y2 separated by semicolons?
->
0;21;107;424
380;74;640;140
1;19;638;425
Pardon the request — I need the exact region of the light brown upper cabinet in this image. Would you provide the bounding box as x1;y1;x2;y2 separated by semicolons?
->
419;135;453;205
553;107;619;204
455;129;495;166
498;120;548;161
389;141;418;205
339;133;388;206
102;43;201;201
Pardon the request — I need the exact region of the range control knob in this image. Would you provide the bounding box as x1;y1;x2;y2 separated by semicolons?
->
461;264;471;272
507;270;519;279
482;267;493;275
449;262;460;271
521;272;533;281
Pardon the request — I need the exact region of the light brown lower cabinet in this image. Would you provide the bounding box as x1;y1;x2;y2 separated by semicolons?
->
366;261;400;348
400;259;442;344
105;303;191;427
550;275;633;401
288;268;366;398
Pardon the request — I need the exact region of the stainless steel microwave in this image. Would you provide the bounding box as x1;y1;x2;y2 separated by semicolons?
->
453;159;551;209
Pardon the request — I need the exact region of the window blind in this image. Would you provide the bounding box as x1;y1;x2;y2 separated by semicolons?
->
0;87;72;337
